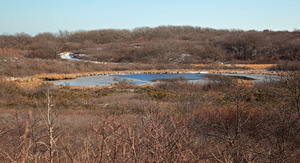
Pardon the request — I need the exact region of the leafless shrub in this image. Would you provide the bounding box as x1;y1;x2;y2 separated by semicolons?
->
269;61;300;71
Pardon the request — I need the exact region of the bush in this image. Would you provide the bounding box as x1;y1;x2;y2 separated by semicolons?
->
269;61;300;71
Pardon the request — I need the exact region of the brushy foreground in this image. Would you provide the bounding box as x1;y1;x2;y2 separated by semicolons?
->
0;72;300;162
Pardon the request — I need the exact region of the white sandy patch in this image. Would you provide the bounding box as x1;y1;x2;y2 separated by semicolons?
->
60;52;73;59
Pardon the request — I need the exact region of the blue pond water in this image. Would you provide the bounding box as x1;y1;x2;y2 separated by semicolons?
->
53;73;208;86
115;73;207;84
53;73;276;86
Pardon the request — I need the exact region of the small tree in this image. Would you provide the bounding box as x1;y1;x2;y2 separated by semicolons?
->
38;89;59;163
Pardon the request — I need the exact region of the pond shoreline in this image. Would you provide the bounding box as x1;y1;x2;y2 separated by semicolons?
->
52;71;280;87
4;68;280;88
58;68;279;79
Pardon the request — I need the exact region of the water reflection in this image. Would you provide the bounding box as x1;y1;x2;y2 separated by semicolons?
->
53;73;277;86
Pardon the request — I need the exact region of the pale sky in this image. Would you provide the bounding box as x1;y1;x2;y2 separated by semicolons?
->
0;0;299;36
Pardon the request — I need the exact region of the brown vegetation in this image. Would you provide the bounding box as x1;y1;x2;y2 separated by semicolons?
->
0;26;300;162
0;26;299;79
34;73;76;81
0;72;300;162
269;61;300;71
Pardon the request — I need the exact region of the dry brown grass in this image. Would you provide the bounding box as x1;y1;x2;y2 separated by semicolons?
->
237;79;255;85
3;77;46;88
193;63;275;69
34;73;77;80
225;64;275;69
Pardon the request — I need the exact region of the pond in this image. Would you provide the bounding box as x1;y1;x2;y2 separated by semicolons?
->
52;73;278;86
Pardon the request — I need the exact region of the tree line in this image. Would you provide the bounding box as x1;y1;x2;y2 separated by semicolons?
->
1;26;299;63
